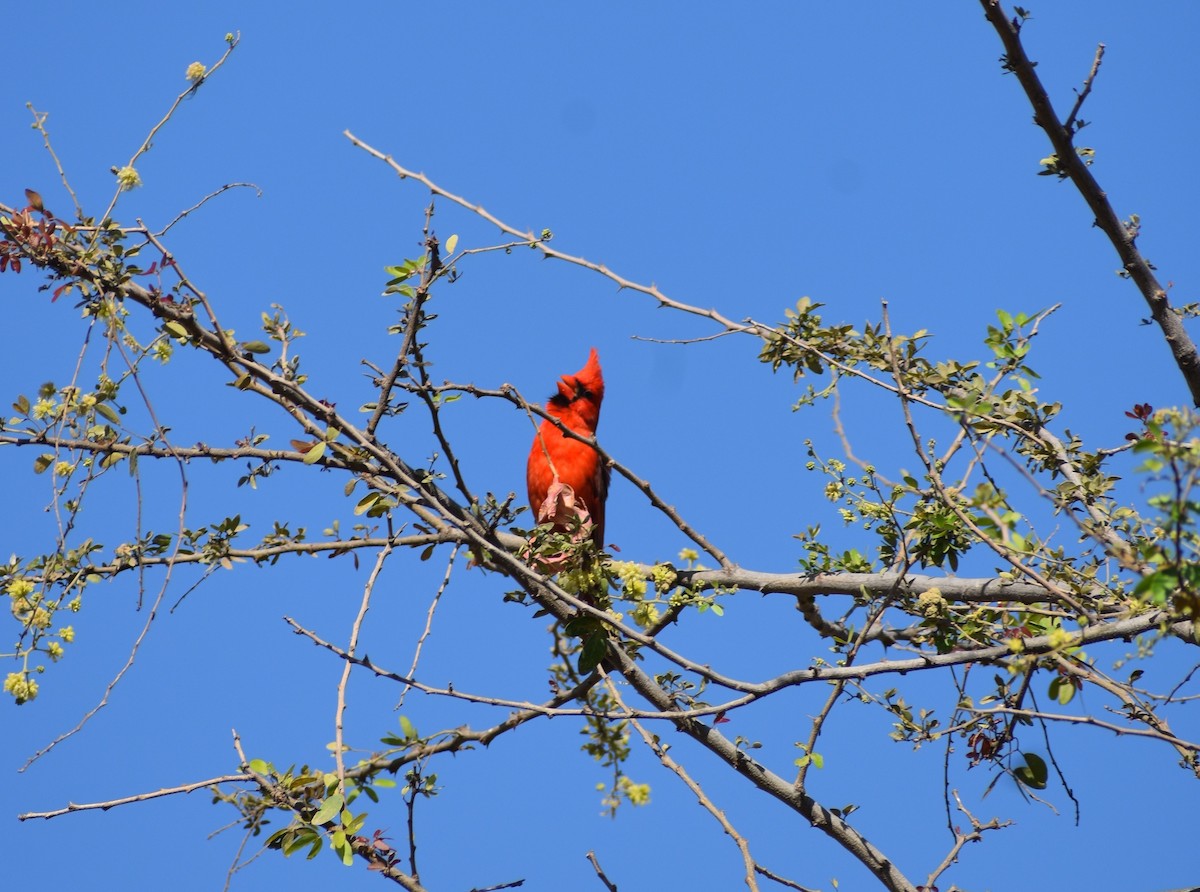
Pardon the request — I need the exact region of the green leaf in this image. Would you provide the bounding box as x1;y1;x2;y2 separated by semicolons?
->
1048;676;1075;705
1134;570;1177;605
283;829;319;858
578;632;607;674
312;791;344;825
33;453;54;474
164;320;189;339
444;233;459;254
1014;752;1048;790
241;340;271;354
335;832;354;866
399;715;418;741
354;493;380;516
302;441;327;465
248;758;271;775
95;402;121;424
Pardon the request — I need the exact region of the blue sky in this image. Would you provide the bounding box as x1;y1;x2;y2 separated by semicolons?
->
3;3;1199;890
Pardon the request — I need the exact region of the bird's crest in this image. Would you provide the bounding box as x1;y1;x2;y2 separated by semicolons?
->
549;348;604;429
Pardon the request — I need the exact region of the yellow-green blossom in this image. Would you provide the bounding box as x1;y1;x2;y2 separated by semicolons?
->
32;398;57;419
59;625;75;643
610;561;646;599
678;548;698;563
916;588;946;618
54;461;75;477
116;166;142;191
651;563;676;593
185;61;207;81
632;601;660;628
7;578;34;599
1047;627;1074;649
4;672;38;704
46;641;64;661
619;777;651;806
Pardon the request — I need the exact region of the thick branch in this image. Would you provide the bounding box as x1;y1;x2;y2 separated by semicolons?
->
980;0;1200;405
604;640;918;892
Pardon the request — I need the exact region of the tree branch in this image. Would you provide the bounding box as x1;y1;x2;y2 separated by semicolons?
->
980;0;1200;405
18;774;254;820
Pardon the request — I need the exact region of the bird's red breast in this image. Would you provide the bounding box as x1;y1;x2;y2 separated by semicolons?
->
526;348;609;545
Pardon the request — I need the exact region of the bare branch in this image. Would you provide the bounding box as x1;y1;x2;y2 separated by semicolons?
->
924;790;1011;889
397;546;460;708
980;0;1200;405
586;851;619;892
334;540;395;797
1063;43;1106;134
155;183;263;238
18;774;254;820
25;105;82;218
607;674;763;892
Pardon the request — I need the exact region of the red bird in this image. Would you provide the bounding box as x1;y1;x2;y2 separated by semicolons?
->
526;348;609;546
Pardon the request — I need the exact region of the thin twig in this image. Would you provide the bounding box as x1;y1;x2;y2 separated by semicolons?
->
924;790;1010;889
156;183;263;238
753;864;821;892
397;545;460;708
586;851;619;892
974;703;1200;752
335;539;395;796
92;35;241;236
605;675;762;892
1063;43;1106;134
341;132;962;417
18;774;254;820
795;579;905;789
26;105;82;218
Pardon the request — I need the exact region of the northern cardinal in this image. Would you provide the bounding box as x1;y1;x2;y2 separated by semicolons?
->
526;348;609;546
